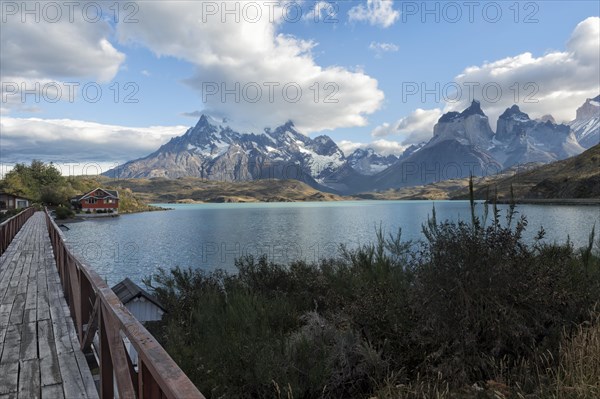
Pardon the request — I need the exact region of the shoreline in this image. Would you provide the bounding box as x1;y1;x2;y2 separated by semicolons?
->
492;198;600;206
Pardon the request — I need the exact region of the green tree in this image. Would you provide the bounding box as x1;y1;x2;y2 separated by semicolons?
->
0;160;66;203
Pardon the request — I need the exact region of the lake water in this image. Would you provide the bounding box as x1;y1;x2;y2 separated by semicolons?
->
62;201;600;287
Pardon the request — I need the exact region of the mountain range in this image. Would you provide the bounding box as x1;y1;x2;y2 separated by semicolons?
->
106;96;599;194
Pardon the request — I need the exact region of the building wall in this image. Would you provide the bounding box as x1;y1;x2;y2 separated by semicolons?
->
125;297;164;323
80;198;119;210
0;194;29;210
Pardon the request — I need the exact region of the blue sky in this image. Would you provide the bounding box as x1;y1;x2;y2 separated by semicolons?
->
1;0;599;172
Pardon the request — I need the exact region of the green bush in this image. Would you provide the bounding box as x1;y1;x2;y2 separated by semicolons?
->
54;206;74;220
145;199;600;398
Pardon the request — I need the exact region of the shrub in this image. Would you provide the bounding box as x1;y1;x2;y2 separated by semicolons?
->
145;196;600;398
54;206;74;220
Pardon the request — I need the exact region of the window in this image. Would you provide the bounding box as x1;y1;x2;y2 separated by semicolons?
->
87;198;97;204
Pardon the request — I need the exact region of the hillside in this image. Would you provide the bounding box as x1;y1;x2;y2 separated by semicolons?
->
452;144;600;200
103;177;346;203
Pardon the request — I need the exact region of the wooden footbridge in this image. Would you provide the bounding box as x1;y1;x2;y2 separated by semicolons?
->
0;209;205;399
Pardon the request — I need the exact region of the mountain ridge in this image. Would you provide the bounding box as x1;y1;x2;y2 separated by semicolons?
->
106;96;597;194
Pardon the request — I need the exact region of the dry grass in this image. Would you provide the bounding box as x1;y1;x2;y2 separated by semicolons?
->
553;311;600;398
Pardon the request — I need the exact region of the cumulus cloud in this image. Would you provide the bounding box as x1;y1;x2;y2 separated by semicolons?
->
447;17;600;125
0;117;186;167
371;108;442;145
1;2;125;112
348;0;399;28
338;139;407;156
117;1;384;134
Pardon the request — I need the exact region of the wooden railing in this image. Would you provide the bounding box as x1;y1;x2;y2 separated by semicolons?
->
0;207;35;255
45;209;205;399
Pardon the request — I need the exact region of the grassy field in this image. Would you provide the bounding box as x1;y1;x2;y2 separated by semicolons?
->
97;176;346;203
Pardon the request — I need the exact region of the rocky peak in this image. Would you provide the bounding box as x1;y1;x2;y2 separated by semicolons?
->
310;135;340;156
461;99;486;118
432;100;493;146
575;95;600;121
495;105;534;143
570;95;600;148
500;105;530;121
438;100;486;124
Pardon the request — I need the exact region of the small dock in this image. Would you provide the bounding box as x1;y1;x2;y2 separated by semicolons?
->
0;212;98;398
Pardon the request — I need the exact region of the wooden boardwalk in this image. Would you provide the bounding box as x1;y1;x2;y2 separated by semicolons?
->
0;212;98;399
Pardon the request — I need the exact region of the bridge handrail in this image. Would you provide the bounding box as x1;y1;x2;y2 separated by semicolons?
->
0;207;35;255
45;208;205;399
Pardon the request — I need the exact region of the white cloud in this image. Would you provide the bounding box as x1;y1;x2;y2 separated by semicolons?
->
338;139;407;156
348;0;399;28
1;14;124;81
369;42;399;58
338;140;365;155
370;122;397;138
369;42;399;53
0;117;186;166
371;108;442;145
117;1;384;134
1;3;125;113
447;17;600;125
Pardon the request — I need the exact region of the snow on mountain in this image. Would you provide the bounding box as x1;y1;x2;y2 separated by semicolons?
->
106;98;596;195
569;95;600;149
347;148;399;175
106;116;350;191
494;105;584;167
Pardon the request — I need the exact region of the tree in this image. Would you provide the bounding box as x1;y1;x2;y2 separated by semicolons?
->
0;160;66;203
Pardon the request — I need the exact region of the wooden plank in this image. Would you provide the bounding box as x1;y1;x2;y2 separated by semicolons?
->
41;384;64;399
19;322;37;361
73;349;99;399
37;270;50;321
8;293;25;326
0;213;100;399
38;320;62;387
57;352;90;399
22;309;36;324
1;325;21;364
0;362;19;395
18;358;41;399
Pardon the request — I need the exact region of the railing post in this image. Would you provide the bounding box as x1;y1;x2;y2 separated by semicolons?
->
99;304;114;399
79;274;93;342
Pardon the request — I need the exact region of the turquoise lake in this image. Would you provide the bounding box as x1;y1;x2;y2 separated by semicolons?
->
62;201;600;287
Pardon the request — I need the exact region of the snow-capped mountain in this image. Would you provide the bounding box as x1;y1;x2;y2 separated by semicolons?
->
371;101;500;190
106;115;355;191
107;97;596;194
347;148;398;175
368;100;589;192
569;95;600;149
493;105;584;167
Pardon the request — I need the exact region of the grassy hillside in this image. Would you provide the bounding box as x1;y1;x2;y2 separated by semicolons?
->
452;144;600;200
102;177;346;203
357;145;599;202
